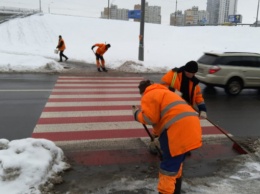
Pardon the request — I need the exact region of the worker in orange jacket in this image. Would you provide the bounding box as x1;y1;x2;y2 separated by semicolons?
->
161;61;207;119
91;43;111;72
133;80;202;194
56;35;68;62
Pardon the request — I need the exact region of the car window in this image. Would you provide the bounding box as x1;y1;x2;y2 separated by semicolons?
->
241;56;260;68
197;54;218;65
216;56;245;66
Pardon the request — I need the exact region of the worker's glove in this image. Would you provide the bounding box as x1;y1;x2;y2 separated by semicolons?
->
132;105;138;115
148;137;160;155
199;111;207;119
91;46;95;50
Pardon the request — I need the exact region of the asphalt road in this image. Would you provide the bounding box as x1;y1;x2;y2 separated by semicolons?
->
0;65;260;140
0;73;57;140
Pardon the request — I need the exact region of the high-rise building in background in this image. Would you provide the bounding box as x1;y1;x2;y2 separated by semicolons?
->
170;11;184;26
101;2;161;24
170;7;209;26
207;0;220;24
207;0;238;25
218;0;238;23
101;4;128;20
134;2;161;24
100;0;239;26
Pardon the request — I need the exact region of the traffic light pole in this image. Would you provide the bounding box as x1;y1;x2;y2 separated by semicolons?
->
138;0;145;61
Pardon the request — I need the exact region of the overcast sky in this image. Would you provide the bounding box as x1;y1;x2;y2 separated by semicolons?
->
1;0;259;24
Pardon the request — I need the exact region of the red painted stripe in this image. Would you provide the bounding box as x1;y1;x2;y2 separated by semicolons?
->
43;105;136;112
38;115;135;124
54;86;137;89
56;81;140;84
48;97;140;102
51;91;140;95
32;129;149;141
50;143;238;166
66;149;158;166
202;126;223;134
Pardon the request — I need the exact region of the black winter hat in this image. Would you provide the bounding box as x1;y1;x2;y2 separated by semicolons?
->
106;44;111;48
184;61;198;73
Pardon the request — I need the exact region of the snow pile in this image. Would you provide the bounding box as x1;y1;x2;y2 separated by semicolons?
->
0;53;63;73
0;138;70;194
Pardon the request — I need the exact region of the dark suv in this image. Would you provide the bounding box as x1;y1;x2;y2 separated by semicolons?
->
196;52;260;95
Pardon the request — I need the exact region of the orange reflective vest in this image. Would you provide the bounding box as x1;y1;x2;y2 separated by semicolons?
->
57;38;66;51
135;84;202;157
161;69;205;107
95;43;108;56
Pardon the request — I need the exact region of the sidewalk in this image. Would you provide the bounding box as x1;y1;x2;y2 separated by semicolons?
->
53;136;240;194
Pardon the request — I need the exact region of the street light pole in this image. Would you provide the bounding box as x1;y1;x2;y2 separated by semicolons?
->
256;0;260;27
175;0;177;26
108;0;110;19
39;0;42;12
138;0;145;61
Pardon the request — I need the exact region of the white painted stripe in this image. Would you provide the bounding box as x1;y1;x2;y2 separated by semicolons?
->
52;88;138;92
45;101;140;107
57;80;142;83
55;83;138;87
59;76;143;79
53;134;229;150
200;119;214;127
49;94;140;98
34;121;144;132
34;119;215;133
41;110;133;117
54;137;150;150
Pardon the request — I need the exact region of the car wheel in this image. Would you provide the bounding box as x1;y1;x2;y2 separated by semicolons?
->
225;78;243;96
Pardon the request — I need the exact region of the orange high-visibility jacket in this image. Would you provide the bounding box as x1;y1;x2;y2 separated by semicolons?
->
95;43;108;56
161;69;205;107
57;38;66;51
135;84;202;157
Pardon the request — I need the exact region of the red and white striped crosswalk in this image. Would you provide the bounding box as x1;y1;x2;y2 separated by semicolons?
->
32;76;226;149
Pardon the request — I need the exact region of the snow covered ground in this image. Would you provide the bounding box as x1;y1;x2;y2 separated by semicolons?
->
0;13;260;194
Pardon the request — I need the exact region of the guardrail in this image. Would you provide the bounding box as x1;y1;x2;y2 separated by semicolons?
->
0;7;40;24
0;6;39;14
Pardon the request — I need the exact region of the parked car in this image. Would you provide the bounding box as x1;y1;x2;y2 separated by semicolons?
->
196;52;260;95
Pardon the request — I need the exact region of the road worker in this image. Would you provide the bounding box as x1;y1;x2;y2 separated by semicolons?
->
160;61;207;119
132;80;202;194
56;35;68;62
91;43;111;72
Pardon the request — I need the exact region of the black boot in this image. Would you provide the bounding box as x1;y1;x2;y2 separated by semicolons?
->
97;68;102;72
174;177;182;194
102;67;108;72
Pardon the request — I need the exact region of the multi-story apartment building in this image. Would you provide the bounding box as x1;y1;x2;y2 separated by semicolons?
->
207;0;238;25
101;4;128;20
207;0;220;24
170;6;208;26
101;3;161;24
134;2;161;24
198;10;210;25
170;11;184;26
218;0;238;23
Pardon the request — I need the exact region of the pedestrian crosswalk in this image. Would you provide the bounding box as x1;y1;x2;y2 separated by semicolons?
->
32;76;228;150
